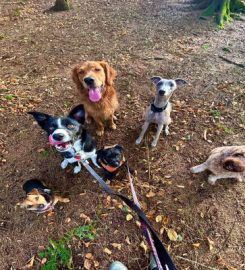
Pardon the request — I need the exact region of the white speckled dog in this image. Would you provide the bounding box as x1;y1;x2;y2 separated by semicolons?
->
135;76;187;147
191;145;245;185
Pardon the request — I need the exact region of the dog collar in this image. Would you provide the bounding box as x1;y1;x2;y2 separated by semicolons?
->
151;102;168;113
99;156;126;173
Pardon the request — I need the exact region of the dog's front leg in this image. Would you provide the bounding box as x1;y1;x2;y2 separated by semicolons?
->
61;159;69;169
136;122;150;145
151;123;164;147
74;162;81;174
108;114;117;130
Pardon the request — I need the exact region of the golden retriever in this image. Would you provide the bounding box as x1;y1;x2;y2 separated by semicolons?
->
72;61;119;136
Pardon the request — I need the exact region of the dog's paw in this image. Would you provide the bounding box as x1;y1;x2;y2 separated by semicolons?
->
74;166;81;174
151;140;157;148
165;128;170;136
135;138;142;145
110;123;117;130
96;129;104;136
61;160;68;169
208;175;217;185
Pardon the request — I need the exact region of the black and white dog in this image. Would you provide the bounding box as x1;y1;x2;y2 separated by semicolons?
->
29;104;99;173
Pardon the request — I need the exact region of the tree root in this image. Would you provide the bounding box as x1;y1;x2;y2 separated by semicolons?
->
201;0;245;27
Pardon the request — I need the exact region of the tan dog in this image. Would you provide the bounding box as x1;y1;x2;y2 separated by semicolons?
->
191;145;245;185
72;61;119;136
18;179;69;213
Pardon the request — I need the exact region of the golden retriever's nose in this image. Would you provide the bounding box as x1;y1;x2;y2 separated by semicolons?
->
84;77;94;86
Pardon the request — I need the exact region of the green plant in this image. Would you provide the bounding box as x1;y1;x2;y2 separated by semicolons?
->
39;224;96;270
209;109;221;118
217;123;234;134
13;7;22;17
201;43;210;50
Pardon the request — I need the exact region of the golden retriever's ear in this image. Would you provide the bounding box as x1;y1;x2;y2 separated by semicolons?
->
72;65;82;89
100;61;117;86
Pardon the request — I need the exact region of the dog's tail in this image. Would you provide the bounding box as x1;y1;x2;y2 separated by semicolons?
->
223;157;245;172
190;163;207;173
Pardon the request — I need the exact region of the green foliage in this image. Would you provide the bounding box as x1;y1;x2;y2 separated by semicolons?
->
209;109;221;118
39;224;96;270
13;7;22;17
201;43;210;50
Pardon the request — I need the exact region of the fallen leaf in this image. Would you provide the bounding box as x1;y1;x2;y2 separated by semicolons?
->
41;258;47;265
94;260;100;268
167;228;178;241
125;236;131;245
112;243;122;250
104;248;112;255
84;258;92;270
126;214;133;221
160;227;165;235
65;217;71;223
163;216;169;225
155;215;162;223
192;243;200;248
85;253;93;259
20;255;35;269
140;241;148;253
146;191;156;198
207;237;215;251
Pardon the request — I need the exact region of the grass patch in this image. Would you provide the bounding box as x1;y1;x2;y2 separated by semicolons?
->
217;123;234;134
201;43;210;50
39;223;97;270
209;109;221;119
13;7;22;17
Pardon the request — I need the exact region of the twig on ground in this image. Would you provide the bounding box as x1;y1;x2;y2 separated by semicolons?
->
219;55;245;68
176;256;218;270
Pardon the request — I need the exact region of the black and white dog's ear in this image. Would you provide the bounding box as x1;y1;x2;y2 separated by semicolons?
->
115;144;124;151
68;104;85;124
175;79;187;86
151;76;162;85
28;111;51;128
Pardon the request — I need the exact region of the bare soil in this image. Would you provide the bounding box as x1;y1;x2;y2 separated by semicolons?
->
0;0;244;269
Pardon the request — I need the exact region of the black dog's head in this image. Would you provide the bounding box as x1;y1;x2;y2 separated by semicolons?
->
28;105;85;152
97;144;124;168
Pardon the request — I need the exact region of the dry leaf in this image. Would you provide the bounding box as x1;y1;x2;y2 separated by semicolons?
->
126;214;133;221
85;253;93;259
125;236;131;245
163;216;169;225
111;243;122;250
41;258;47;265
207;237;215;251
155;215;162;223
136;221;141;227
65;217;71;223
20;255;35;269
104;248;112;255
146;191;156;198
167;228;178;241
160;227;165;235
227;266;237;270
140;241;148;253
94;260;100;268
84;258;92;270
192;243;200;248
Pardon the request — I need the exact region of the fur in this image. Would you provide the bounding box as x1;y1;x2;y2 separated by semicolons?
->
72;61;119;136
191;145;245;185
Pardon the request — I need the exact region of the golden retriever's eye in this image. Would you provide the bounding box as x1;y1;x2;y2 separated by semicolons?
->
79;69;84;74
67;124;75;129
95;68;101;72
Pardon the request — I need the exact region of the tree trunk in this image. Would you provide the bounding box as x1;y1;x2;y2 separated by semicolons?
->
200;0;245;27
52;0;72;11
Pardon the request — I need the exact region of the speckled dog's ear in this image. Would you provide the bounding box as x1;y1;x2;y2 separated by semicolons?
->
151;76;162;85
28;111;51;129
175;79;187;86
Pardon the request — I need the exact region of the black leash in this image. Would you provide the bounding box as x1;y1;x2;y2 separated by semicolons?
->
81;160;178;270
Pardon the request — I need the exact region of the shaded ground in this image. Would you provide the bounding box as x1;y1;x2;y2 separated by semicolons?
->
0;0;244;269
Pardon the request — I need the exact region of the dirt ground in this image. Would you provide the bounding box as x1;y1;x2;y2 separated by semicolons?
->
0;0;244;269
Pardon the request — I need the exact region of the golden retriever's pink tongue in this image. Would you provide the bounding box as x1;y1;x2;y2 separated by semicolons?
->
89;88;101;102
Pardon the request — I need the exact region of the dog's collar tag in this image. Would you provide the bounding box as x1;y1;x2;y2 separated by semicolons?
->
151;102;168;113
75;154;81;160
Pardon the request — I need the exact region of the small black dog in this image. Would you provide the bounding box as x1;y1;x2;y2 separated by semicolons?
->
18;179;69;213
96;144;126;180
29;104;99;173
